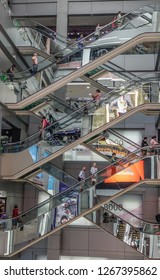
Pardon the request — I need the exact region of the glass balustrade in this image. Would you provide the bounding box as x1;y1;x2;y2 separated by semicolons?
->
15;19;70;49
41;162;78;187
90;138;132;160
86;201;160;259
2;39;159;115
108;128;140;148
26;162;78;194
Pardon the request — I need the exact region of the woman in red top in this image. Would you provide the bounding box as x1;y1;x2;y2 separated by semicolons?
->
111;16;117;30
12;204;20;228
92;89;101;107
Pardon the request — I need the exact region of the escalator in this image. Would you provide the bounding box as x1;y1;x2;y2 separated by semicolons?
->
1;77;160;179
0;151;159;257
24;130;143;194
1;4;157;107
85;201;160;259
5;32;160;110
4;72;157;152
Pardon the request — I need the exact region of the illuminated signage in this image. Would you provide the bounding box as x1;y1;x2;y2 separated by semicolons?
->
102;160;144;183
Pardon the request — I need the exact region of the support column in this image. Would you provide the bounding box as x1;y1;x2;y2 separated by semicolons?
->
152;1;160;32
56;0;68;38
151;82;159;103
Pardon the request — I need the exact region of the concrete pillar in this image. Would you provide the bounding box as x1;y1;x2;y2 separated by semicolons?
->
151;82;159;103
152;2;160;32
56;0;68;38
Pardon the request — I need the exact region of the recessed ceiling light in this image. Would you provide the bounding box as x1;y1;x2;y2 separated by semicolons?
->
87;86;90;89
89;93;92;96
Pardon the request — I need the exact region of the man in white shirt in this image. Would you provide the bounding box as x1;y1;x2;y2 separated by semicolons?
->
90;163;98;197
78;166;86;192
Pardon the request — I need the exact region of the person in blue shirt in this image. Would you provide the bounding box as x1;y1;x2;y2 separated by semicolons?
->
77;34;84;49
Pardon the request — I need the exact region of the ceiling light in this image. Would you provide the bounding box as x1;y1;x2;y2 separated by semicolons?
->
89;93;92;96
87;86;90;89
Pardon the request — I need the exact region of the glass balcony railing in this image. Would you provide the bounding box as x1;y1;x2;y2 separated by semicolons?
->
0;152;159;256
86;202;160;259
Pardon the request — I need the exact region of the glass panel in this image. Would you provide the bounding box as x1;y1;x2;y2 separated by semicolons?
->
15;19;69;50
86;201;160;258
0;155;159;256
87;128;141;159
41;162;78;187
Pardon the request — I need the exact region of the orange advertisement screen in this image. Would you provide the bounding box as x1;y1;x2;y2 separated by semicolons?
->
103;161;144;183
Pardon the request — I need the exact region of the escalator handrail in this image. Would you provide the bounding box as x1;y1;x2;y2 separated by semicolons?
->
14;18;68;43
88;205;160;236
109;201;159;226
3;72;160;149
4;3;155;78
14;5;153;48
2;151;160;224
5;32;160;112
